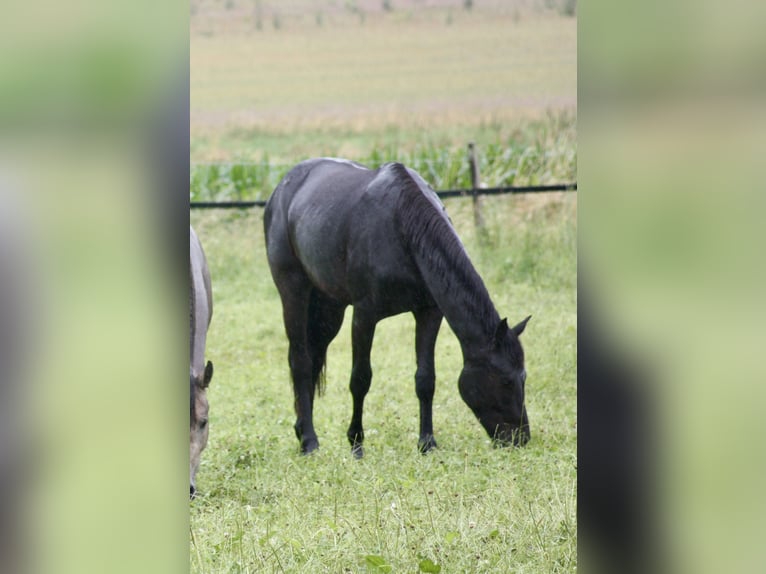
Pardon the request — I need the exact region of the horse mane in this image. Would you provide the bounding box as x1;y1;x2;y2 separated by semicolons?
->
391;163;499;338
190;257;197;417
189;257;196;366
190;376;196;419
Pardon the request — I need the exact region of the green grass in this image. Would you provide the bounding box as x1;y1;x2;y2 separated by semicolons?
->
189;192;576;572
190;111;576;202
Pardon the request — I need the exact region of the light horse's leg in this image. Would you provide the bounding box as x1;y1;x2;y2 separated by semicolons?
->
274;270;320;454
347;308;377;459
414;306;443;453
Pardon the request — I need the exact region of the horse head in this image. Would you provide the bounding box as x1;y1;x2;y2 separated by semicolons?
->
190;360;213;498
458;316;531;446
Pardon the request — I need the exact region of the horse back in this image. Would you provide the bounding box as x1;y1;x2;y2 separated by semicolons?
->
266;159;434;313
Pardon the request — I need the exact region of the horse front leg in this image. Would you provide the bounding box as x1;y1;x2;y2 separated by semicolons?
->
347;309;376;459
414;307;443;453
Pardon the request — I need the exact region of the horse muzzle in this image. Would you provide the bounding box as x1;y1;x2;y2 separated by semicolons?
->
492;424;530;448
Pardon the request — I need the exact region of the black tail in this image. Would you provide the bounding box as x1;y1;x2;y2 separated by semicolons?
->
306;289;346;398
307;289;328;397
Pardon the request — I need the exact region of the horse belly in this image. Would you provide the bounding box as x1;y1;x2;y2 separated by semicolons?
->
369;275;433;317
345;243;431;316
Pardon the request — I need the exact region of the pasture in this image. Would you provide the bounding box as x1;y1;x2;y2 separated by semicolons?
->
191;0;576;162
190;191;576;572
191;2;576;572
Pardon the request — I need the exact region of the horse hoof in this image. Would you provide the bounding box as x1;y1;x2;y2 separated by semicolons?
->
351;444;364;459
418;435;438;453
301;438;319;455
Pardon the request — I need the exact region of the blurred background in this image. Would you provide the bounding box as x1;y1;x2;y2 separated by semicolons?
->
0;1;188;573
581;1;766;573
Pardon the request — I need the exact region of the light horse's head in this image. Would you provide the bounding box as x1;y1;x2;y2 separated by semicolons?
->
190;360;213;498
459;316;531;446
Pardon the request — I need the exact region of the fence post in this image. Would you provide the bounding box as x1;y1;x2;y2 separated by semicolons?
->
467;142;485;231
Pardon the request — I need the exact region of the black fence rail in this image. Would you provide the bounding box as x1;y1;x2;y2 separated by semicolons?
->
190;182;577;209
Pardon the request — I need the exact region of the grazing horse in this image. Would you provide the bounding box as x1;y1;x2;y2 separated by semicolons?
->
264;158;531;458
190;226;214;498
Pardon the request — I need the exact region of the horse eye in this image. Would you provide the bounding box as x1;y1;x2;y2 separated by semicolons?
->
199;418;208;430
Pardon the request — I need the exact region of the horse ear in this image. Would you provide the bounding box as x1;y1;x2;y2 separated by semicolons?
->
203;361;214;388
511;315;532;337
494;318;509;347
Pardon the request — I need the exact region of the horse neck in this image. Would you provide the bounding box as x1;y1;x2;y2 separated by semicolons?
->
396;185;499;358
189;245;209;377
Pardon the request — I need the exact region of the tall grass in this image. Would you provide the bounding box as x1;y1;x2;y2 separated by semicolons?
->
190;112;576;201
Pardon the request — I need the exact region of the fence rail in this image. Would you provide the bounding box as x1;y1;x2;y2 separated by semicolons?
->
190;182;577;209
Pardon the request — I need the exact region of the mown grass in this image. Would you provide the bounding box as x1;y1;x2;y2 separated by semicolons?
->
191;4;576;163
190;190;576;573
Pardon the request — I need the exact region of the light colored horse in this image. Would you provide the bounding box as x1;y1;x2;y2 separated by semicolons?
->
190;226;213;498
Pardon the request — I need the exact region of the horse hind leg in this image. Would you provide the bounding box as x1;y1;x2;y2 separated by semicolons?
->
274;270;319;454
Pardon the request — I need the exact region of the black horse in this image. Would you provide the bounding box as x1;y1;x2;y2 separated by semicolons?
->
264;158;531;457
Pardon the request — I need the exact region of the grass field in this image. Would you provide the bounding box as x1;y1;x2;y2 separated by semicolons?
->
190;192;576;573
191;1;576;162
191;2;576;571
